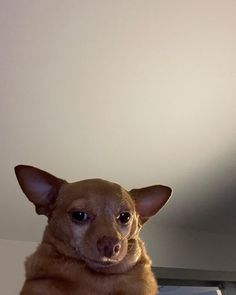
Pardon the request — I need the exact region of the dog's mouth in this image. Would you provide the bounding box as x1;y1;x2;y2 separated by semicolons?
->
81;255;120;268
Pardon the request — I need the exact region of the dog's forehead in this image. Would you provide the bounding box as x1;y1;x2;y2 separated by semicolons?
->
60;178;133;210
66;178;121;196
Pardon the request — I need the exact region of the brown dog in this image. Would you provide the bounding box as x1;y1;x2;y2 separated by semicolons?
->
15;165;172;295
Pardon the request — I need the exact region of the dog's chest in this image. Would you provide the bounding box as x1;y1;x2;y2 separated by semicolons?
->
71;272;130;294
69;267;156;295
25;243;157;295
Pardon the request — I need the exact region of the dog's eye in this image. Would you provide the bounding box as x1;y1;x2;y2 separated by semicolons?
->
118;212;131;224
70;211;89;223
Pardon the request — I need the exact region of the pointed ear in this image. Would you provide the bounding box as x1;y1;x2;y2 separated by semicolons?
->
14;165;66;216
130;185;172;224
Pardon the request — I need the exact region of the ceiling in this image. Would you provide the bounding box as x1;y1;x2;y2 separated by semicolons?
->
0;0;235;242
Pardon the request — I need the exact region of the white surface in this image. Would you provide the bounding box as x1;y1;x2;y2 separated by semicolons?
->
0;0;236;244
158;286;220;295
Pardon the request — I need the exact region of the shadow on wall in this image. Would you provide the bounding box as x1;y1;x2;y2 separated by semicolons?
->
160;150;236;234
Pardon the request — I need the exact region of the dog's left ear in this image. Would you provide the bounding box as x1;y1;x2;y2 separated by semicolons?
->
130;185;172;224
14;165;66;216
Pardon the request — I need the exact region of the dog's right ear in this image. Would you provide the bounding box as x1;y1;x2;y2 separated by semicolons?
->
14;165;66;216
130;185;172;225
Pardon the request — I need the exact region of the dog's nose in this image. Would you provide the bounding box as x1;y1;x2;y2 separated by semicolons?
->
97;236;121;258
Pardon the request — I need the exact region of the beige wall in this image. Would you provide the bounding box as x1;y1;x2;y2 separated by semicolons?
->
1;0;236;242
0;239;37;295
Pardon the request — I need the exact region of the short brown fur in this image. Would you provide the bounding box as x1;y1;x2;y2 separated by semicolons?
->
15;165;172;295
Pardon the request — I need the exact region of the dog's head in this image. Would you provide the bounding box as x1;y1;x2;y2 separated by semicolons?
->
15;165;171;272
